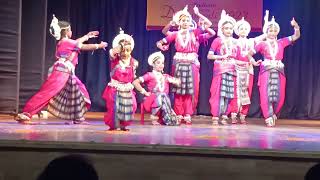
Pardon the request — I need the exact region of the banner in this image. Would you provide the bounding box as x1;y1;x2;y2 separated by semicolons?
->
147;0;263;31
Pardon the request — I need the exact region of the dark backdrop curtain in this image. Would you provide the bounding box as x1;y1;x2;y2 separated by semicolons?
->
0;0;21;113
44;0;320;119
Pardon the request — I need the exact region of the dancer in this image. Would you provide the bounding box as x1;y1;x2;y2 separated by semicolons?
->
248;10;300;127
16;15;107;124
230;17;265;124
102;28;138;131
156;5;215;124
207;10;238;125
133;51;181;126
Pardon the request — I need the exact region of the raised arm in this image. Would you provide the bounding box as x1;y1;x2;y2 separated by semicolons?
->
76;31;99;44
80;41;107;51
290;18;300;42
162;21;176;35
193;6;212;28
109;44;122;60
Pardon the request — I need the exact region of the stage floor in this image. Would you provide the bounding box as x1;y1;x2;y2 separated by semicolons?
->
0;113;320;155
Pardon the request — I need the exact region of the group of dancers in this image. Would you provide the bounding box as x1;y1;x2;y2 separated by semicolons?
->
15;6;300;130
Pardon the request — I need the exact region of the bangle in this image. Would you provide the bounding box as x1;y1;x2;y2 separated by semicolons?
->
95;44;99;49
140;89;146;95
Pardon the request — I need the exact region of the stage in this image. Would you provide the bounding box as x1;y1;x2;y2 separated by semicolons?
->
0;113;319;180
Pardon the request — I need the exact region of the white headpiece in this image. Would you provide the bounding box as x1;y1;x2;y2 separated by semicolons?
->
234;17;251;36
263;10;280;34
49;14;70;40
148;51;164;66
217;10;236;37
172;5;195;28
112;28;135;50
49;15;61;40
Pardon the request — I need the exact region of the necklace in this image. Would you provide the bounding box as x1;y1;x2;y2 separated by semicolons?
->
238;37;250;56
152;70;165;92
266;39;278;60
222;37;234;57
177;29;190;48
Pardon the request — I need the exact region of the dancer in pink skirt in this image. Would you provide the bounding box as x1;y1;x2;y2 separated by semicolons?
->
156;5;214;124
102;29;138;131
133;51;180;126
16;15;107;124
230;17;266;124
248;10;300;127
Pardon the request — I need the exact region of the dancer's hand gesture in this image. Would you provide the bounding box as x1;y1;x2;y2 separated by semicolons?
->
87;31;99;38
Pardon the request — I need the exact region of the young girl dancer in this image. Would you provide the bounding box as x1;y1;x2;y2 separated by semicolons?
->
248;10;300;127
133;51;180;126
207;10;238;125
16;15;107;124
102;29;138;131
156;5;214;124
231;17;265;124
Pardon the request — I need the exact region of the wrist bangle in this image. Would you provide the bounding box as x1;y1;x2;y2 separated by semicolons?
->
95;44;99;49
140;89;146;95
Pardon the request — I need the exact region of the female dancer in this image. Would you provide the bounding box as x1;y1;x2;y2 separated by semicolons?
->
156;5;214;124
231;17;265;124
133;51;180;126
248;10;300;127
16;15;107;124
102;29;138;131
207;10;238;125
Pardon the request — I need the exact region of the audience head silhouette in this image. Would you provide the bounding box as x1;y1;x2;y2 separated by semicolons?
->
37;154;98;180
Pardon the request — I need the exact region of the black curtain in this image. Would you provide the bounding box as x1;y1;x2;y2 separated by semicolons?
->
1;0;320;119
0;0;21;113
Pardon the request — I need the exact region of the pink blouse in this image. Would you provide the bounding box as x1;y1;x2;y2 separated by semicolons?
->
254;37;292;60
55;39;81;65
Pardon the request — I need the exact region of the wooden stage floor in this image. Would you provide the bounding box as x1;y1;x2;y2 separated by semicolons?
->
0;112;320;158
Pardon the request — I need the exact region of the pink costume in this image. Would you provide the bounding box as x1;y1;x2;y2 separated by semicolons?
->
208;37;238;118
139;71;179;125
162;28;209;116
21;39;91;120
254;37;293;121
233;38;257;118
102;57;137;129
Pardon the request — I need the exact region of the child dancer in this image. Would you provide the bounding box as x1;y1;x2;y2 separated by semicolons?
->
230;17;265;124
16;15;107;124
207;10;238;125
248;10;300;127
133;51;180;126
156;5;214;124
102;29;138;131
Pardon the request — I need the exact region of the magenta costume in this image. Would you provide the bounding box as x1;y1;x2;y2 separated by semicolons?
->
208;37;238;118
139;71;179;125
233;38;257;117
254;37;293;121
162;28;210;116
21;39;90;120
102;57;137;129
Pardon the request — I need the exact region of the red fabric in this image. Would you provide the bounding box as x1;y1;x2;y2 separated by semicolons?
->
174;94;193;115
258;71;286;118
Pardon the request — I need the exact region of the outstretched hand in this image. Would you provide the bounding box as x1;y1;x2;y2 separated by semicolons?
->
87;31;99;38
99;41;108;50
